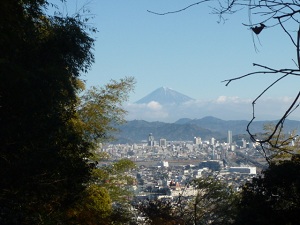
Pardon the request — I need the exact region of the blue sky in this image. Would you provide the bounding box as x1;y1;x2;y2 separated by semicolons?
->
50;1;300;122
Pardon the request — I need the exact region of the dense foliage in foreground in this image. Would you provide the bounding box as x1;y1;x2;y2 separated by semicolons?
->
0;0;134;224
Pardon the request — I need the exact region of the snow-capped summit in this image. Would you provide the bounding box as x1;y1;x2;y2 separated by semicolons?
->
135;87;194;105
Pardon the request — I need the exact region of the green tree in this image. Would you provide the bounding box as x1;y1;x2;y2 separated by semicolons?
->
70;75;136;225
137;177;238;225
184;177;238;225
259;123;300;163
78;77;135;147
137;199;185;225
67;185;112;225
90;158;137;225
0;0;96;223
234;156;300;225
92;158;136;203
0;0;136;223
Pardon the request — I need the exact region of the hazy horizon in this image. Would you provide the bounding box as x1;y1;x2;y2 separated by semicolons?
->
124;87;299;123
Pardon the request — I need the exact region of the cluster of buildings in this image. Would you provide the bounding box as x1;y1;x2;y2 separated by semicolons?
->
102;131;258;164
132;159;257;200
98;130;266;200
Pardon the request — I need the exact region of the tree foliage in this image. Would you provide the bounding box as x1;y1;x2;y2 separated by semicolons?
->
79;77;135;146
184;177;238;225
67;185;112;225
92;158;137;203
259;123;300;163
137;176;238;225
0;0;135;224
235;156;300;225
0;0;96;223
137;199;185;225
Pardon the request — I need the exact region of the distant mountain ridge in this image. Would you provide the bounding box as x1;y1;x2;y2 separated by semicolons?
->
176;116;300;134
116;119;222;144
114;116;300;144
135;87;194;104
175;116;250;134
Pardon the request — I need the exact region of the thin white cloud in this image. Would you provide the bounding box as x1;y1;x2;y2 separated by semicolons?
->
215;96;227;103
125;102;169;121
215;96;252;104
146;101;162;110
125;96;300;122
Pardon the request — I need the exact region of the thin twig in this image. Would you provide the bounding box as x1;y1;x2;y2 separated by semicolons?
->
278;17;297;47
297;25;300;68
147;0;209;15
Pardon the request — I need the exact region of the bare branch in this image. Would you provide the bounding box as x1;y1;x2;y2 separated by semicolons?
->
147;0;210;15
253;74;289;103
278;17;297;47
249;91;300;159
222;64;300;86
298;25;300;68
274;8;300;19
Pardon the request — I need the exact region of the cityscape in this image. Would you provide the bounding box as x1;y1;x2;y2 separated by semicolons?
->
99;130;266;201
4;1;300;224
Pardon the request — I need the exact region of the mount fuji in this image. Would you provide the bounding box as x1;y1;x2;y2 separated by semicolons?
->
126;87;297;122
135;87;194;105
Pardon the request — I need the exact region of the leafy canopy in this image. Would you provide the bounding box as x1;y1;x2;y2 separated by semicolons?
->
0;0;135;224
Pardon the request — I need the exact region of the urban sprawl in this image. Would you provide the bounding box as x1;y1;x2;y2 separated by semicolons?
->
98;131;267;201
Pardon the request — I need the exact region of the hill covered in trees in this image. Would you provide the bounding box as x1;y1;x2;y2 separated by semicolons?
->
115;116;300;143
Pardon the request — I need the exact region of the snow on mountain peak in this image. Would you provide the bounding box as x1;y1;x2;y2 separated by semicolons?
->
135;87;194;105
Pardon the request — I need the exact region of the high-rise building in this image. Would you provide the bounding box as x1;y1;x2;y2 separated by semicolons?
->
159;138;167;147
148;133;155;146
227;130;232;145
242;138;246;148
211;137;215;145
194;137;202;145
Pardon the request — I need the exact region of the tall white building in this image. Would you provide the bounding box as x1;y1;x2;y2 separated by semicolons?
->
194;137;202;145
211;137;215;145
227;130;232;145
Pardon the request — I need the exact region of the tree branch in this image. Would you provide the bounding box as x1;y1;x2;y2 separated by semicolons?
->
278;17;297;47
147;0;210;15
222;64;300;86
297;25;300;68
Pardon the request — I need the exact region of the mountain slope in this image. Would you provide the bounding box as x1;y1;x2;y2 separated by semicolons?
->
135;87;194;104
115;120;222;144
114;117;300;144
176;116;300;135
